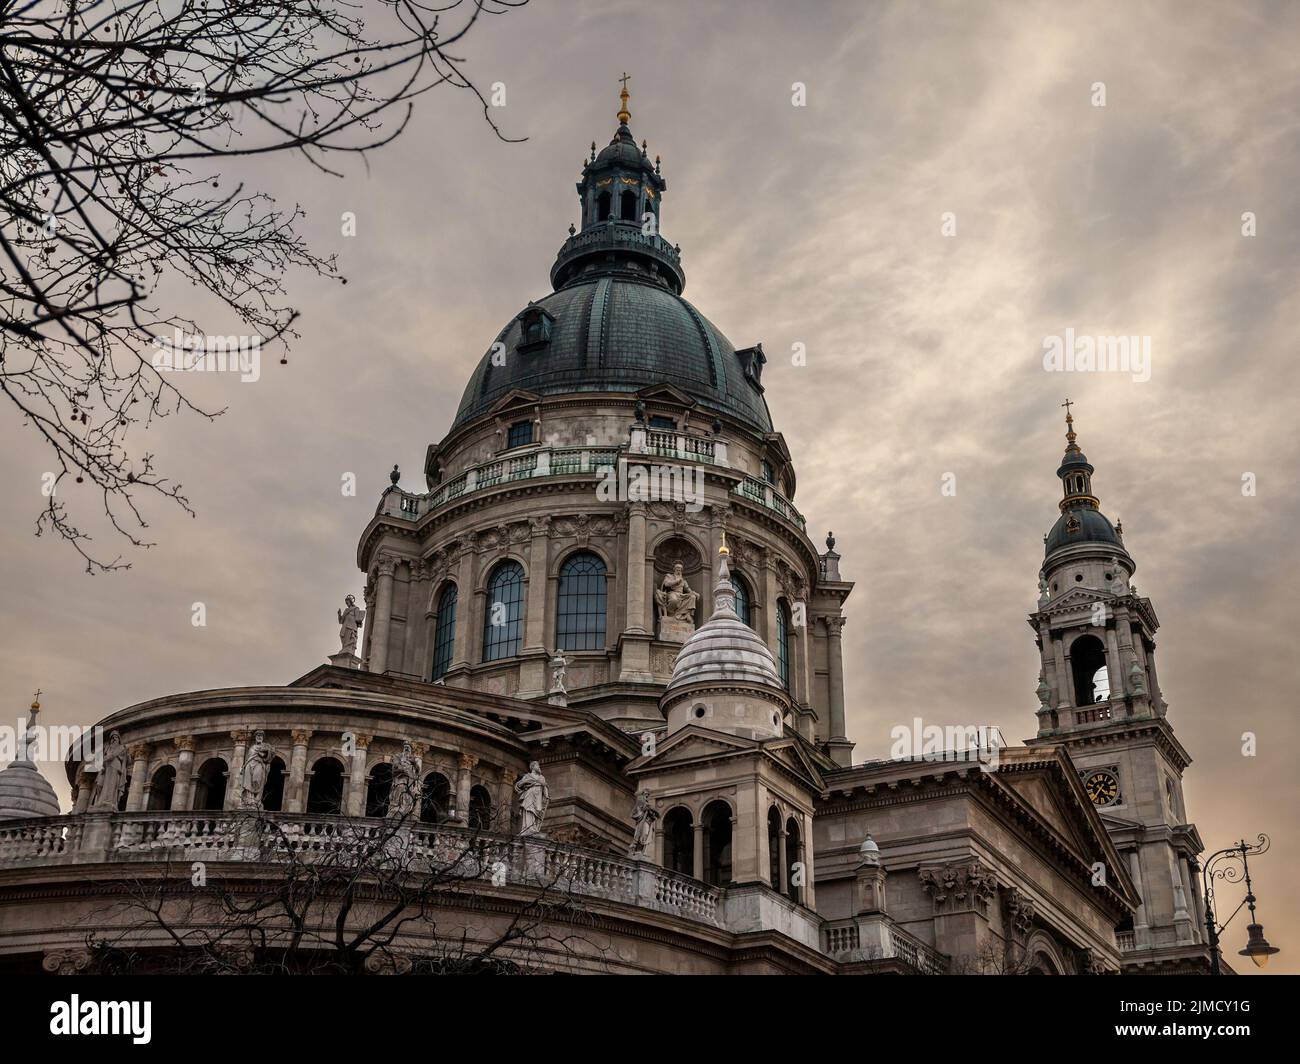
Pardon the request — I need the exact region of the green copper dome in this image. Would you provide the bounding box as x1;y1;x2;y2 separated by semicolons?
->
450;95;775;435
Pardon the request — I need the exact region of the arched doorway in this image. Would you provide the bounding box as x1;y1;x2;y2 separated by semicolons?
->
701;800;732;886
147;765;175;811
262;757;286;812
420;772;451;823
366;764;394;818
192;758;227;811
306;757;345;815
663;807;693;876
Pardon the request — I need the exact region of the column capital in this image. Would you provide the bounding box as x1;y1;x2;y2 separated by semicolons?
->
458;752;480;771
128;742;151;761
376;553;399;577
824;615;847;636
291;729;313;745
230;729;251;744
500;767;518;786
409;741;429;760
353;733;374;751
173;735;196;753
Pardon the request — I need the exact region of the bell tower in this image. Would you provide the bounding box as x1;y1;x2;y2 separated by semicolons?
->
1025;404;1212;973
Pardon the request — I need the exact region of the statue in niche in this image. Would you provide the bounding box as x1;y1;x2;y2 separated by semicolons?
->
338;594;365;655
549;652;568;695
515;761;550;838
89;731;129;812
654;562;698;641
1037;572;1051;607
239;730;274;809
629;790;658;858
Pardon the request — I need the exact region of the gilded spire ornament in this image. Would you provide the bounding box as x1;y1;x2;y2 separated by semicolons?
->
617;72;631;125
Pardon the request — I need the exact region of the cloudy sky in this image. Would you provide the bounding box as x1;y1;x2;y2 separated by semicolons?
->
3;0;1298;972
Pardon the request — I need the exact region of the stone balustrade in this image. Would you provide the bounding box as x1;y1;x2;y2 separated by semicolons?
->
821;914;950;974
0;811;723;929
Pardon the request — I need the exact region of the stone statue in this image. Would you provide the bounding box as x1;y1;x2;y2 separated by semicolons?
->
1108;557;1128;596
654;563;698;640
629;789;658;858
337;594;365;655
387;740;421;819
514;761;549;838
549;651;568;695
1036;674;1052;712
238;730;274;809
89;730;129;812
1037;572;1051;607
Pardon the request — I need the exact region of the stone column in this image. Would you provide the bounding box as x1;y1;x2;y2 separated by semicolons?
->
1168;848;1194;942
369;555;398;674
171;737;196;811
1127;848;1150;946
224;730;249;810
125;743;151;811
762;563;779;644
777;826;789;894
450;536;478;673
825;616;853;766
497;768;517;834
1052;635;1070;707
284;730;312;814
346;734;372;817
801;812;816;909
692;820;704;881
1104;624;1123;703
624;502;648;633
455;752;479;824
524;518;550;651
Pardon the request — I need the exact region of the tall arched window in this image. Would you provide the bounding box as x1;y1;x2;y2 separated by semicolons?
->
263;757;286;812
420;772;451;823
596;190;611;221
702;800;732;886
1070;634;1108;705
468;785;493;831
556;552;607;651
776;599;792;689
620;189;637;220
767;805;782;890
431;583;457;680
663;807;694;876
785;816;803;904
482;561;525;662
732;573;753;628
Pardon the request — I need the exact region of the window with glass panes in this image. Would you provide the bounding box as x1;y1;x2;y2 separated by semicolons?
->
430;584;457;680
482;561;525;661
556;552;607;650
732;573;753;627
507;420;533;448
776;599;792;689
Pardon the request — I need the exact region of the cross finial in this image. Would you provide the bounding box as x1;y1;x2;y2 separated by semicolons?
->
1060;397;1074;420
617;72;631;125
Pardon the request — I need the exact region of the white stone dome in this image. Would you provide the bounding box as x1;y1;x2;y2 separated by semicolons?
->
0;759;61;820
665;553;783;695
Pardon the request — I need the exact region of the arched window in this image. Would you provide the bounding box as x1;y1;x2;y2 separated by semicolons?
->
663;807;694;876
366;764;394;818
556;551;607;651
785;816;803;904
732;572;753;628
767;806;782;890
192;758;227;811
776;599;792;689
420;772;452;823
702;800;732;886
596;190;611;221
620;189;637;220
1070;634;1109;705
306;757;345;815
482;561;525;662
468;785;493;831
147;765;176;811
263;757;286;812
431;583;457;680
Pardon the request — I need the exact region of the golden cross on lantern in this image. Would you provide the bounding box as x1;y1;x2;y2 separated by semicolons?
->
1060;398;1074;418
619;72;631;92
617;72;631;124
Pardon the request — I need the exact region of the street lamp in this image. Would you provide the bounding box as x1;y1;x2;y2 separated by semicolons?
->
1199;834;1280;974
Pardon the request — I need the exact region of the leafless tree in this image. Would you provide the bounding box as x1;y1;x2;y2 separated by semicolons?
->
0;0;526;571
83;799;612;974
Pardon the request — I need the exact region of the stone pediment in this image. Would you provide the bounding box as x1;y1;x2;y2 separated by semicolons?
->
1003;774;1095;858
635;383;697;410
630;727;757;772
761;738;824;790
485;389;542;420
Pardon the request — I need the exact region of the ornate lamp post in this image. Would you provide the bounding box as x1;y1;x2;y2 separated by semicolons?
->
1199;834;1280;974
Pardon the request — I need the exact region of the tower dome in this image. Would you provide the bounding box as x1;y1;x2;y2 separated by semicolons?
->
661;542;788;740
1044;402;1129;561
450;80;774;435
0;697;60;821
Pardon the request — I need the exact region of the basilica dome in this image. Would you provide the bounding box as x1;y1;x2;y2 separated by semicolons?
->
450;98;774;437
452;278;773;434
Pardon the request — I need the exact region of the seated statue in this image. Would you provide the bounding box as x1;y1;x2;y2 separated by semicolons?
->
655;563;698;625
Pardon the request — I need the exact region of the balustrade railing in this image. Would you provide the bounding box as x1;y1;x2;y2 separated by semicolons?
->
0;811;723;928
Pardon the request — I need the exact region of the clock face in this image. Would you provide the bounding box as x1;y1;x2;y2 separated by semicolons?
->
1084;770;1120;806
